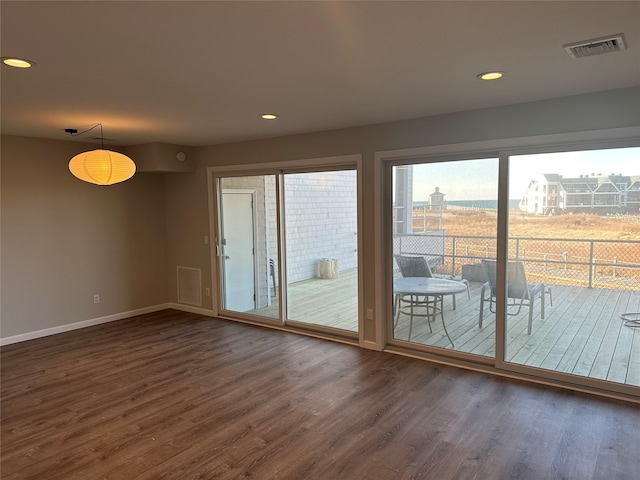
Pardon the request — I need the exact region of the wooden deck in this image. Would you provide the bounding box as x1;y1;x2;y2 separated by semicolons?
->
250;271;360;332
252;269;640;387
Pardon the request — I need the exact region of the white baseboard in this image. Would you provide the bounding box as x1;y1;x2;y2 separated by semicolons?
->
0;304;171;346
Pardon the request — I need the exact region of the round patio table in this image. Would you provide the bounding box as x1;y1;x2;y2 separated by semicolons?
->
393;277;468;347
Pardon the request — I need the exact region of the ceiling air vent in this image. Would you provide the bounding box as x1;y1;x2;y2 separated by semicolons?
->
563;34;626;58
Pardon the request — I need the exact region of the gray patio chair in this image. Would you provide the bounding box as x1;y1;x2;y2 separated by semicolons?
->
394;254;431;278
478;260;553;334
394;254;470;306
393;255;470;333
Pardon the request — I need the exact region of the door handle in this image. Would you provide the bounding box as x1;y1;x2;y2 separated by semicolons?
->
224;255;230;260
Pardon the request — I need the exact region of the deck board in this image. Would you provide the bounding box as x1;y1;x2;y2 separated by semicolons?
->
575;289;621;379
248;268;639;387
604;291;636;384
507;282;583;367
593;290;631;381
537;287;612;372
554;288;610;375
625;294;640;385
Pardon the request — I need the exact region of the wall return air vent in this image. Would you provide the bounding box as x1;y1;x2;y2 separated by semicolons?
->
563;33;626;58
177;266;202;306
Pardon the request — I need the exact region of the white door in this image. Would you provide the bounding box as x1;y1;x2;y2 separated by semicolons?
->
221;192;256;311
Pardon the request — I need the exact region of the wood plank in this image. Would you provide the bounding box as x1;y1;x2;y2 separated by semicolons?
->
505;281;581;365
2;310;639;479
246;271;638;386
589;295;629;379
512;292;597;366
624;293;640;386
251;268;359;331
534;288;615;371
555;293;618;374
599;291;634;383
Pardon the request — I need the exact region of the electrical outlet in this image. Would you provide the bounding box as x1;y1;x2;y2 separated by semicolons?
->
205;287;210;297
366;308;374;320
93;294;100;304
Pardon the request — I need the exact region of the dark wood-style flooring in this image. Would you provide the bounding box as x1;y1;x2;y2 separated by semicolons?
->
254;269;640;386
2;310;639;479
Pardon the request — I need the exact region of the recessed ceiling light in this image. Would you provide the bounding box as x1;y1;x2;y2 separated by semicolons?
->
477;71;504;80
2;57;35;68
261;114;279;120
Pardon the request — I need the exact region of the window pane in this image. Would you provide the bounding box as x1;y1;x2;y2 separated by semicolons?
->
392;159;498;356
219;175;279;319
284;170;358;332
506;147;640;386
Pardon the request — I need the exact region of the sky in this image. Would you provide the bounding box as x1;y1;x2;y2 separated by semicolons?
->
406;146;640;201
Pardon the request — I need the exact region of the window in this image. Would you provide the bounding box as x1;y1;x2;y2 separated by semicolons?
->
390;158;498;358
507;147;640;387
380;139;639;399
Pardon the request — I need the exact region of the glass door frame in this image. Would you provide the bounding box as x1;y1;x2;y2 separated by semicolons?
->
211;171;282;325
375;128;640;400
382;150;501;365
279;168;359;336
496;142;640;399
207;154;364;343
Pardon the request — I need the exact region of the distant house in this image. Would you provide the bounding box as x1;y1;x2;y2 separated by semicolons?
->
429;187;446;211
519;173;640;215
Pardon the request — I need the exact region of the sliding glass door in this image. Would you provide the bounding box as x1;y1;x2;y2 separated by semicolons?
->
218;175;279;319
215;165;359;336
385;142;639;396
506;147;640;387
390;157;498;357
284;171;358;332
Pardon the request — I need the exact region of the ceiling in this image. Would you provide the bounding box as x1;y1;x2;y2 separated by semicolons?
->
1;1;639;147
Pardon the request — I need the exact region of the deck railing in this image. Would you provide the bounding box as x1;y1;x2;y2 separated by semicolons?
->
395;233;640;290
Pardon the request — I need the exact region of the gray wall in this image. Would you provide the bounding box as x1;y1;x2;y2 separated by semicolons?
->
2;87;639;342
1;136;169;338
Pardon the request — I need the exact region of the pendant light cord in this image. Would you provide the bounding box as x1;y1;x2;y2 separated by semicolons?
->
65;123;105;148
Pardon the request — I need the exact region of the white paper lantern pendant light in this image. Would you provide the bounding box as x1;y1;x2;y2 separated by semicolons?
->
66;124;136;185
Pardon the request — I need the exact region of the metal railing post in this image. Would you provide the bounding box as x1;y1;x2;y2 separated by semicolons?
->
588;240;595;288
451;236;457;277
